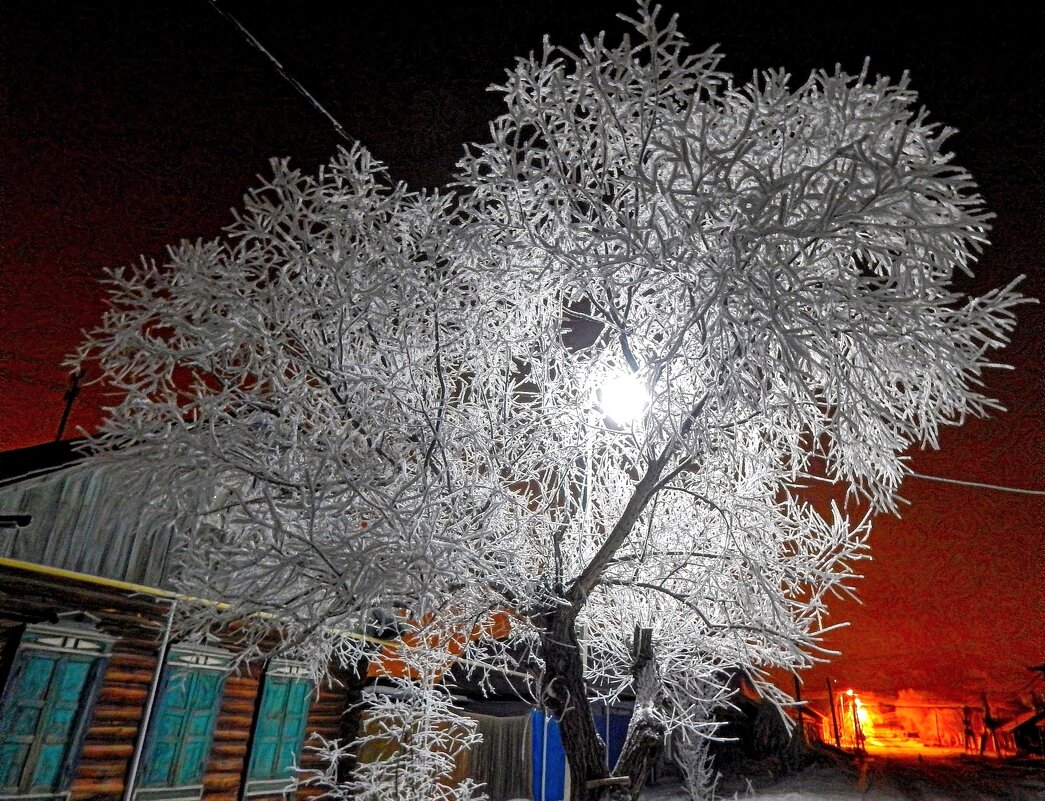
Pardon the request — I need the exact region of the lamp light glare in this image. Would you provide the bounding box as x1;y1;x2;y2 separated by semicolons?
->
600;373;650;424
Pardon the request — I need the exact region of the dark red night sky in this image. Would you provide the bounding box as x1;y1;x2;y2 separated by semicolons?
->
2;1;1042;700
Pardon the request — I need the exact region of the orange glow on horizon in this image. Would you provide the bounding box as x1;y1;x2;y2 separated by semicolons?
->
819;688;1022;757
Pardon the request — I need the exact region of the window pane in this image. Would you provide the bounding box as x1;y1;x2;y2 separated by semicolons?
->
31;744;66;789
165;671;192;712
266;680;290;717
18;655;57;700
142;740;175;785
175;740;209;787
9;703;44;738
275;739;298;777
0;742;29;787
250;740;277;777
185;706;215;739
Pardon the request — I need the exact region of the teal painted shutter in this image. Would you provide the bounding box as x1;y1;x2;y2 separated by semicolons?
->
175;671;221;785
142;667;191;786
0;653;56;790
142;666;224;787
248;678;286;777
277;680;310;776
248;676;311;780
0;650;97;793
30;658;92;788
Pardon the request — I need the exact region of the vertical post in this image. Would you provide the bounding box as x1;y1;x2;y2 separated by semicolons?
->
541;710;549;801
826;679;841;748
123;598;176;801
852;702;862;752
934;709;941;747
793;674;805;745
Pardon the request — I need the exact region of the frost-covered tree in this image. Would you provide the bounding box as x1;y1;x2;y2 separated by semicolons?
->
76;147;516;663
78;5;1024;800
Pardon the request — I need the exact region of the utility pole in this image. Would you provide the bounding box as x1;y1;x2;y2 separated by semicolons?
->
852;699;864;752
826;678;841;748
55;369;82;441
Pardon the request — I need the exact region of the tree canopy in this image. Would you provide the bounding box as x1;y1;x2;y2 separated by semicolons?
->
77;5;1024;799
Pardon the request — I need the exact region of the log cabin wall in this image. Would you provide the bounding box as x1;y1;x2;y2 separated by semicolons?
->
0;561;354;801
0;562;168;801
297;664;363;801
202;663;261;801
197;661;357;801
73;643;160;800
0;451;359;801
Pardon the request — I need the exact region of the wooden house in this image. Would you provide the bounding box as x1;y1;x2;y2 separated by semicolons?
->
0;441;647;801
0;441;354;801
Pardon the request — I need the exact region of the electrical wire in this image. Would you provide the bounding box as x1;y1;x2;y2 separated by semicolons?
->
908;471;1045;497
206;1;356;146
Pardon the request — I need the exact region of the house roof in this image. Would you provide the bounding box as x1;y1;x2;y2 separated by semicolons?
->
998;708;1045;733
0;439;89;486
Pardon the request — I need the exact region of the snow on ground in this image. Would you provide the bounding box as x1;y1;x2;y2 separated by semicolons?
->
641;755;1045;800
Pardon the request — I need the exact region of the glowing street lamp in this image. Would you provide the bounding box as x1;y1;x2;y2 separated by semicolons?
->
599;373;650;425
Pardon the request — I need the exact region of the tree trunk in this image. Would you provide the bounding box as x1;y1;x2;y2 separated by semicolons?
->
539;615;667;801
539;606;608;801
605;627;666;800
541;449;676;799
609;705;666;800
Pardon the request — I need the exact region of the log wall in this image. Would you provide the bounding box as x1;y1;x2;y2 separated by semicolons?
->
0;562;354;801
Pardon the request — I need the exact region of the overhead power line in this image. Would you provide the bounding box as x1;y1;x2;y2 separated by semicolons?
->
206;1;355;146
909;471;1045;497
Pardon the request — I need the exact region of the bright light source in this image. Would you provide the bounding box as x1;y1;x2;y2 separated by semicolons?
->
600;373;650;424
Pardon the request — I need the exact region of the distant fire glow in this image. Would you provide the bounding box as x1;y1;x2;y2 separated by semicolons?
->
821;688;1020;756
599;373;650;424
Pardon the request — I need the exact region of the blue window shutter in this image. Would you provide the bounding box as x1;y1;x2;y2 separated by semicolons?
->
248;674;311;781
175;671;222;785
0;653;55;790
0;649;100;794
142;664;225;788
277;681;310;775
30;658;93;788
142;667;189;786
249;678;285;777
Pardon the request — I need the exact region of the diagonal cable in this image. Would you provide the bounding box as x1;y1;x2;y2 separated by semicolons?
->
908;471;1045;497
207;0;356;145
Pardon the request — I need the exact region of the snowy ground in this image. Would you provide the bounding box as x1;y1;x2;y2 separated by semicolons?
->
641;754;1045;800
